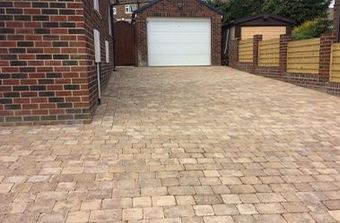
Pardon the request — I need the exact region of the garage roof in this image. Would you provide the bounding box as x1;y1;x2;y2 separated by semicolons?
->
227;14;295;27
133;0;224;15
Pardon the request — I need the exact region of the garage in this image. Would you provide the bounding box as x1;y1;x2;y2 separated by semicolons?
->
225;14;295;41
133;0;222;66
147;18;211;66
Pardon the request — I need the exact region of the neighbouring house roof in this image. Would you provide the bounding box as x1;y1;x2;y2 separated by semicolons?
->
132;0;224;15
227;14;295;27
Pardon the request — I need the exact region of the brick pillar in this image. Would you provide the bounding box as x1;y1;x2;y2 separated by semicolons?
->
228;39;239;67
253;35;263;68
319;33;336;82
279;34;291;73
334;0;340;42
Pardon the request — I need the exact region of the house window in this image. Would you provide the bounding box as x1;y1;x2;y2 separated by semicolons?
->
113;7;117;15
125;5;133;14
93;0;99;12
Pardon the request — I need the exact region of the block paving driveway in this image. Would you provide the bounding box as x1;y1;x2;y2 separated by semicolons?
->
1;67;340;223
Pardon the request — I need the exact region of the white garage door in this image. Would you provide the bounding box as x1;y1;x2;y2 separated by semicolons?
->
147;17;211;66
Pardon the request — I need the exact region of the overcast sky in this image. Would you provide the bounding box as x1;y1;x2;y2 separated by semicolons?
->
331;0;335;8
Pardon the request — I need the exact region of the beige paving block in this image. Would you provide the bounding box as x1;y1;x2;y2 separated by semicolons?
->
255;203;286;214
164;205;195;217
152;196;176;206
256;193;285;203
283;213;316;223
80;199;101;211
182;216;204;223
38;213;65;223
281;202;309;213
176;195;196;205
236;204;258;215
329;210;340;222
203;170;220;177
221;194;241;204
143;206;164;219
142;187;168;196
0;183;13;193
66;211;90;223
239;194;260;203
203;216;234;223
102;198;132;209
193;205;214;216
253;214;286;223
122;208;143;221
213;204;239;215
220;177;242;185
133;196;152;207
232;215;255;223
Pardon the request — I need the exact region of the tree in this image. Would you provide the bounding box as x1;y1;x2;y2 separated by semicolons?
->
211;0;332;25
217;0;265;24
261;0;332;25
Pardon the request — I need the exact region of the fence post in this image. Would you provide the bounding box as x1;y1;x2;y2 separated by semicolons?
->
253;35;263;70
279;34;291;74
319;33;336;83
228;39;239;67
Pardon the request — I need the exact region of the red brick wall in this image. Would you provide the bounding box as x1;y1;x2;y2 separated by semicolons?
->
135;0;222;66
114;4;133;21
83;0;115;114
0;0;114;125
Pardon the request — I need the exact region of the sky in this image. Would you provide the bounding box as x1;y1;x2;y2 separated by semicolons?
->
331;0;335;8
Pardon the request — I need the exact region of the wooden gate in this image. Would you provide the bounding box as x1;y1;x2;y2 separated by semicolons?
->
114;21;136;66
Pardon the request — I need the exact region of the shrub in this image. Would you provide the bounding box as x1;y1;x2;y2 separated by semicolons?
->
292;17;333;40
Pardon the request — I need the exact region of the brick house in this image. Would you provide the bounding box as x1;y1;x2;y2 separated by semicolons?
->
133;0;223;66
0;0;115;125
113;0;150;23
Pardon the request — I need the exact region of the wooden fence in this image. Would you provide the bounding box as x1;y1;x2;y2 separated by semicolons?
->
287;38;320;74
330;43;340;82
258;38;280;67
238;39;253;63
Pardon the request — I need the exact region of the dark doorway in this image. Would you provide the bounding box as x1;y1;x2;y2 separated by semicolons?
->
114;21;136;66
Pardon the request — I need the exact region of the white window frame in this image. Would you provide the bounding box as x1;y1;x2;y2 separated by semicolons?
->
93;0;99;12
113;7;117;15
105;41;110;63
125;5;133;14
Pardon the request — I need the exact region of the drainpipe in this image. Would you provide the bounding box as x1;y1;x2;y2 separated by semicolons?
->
96;63;102;104
110;1;117;71
93;29;102;104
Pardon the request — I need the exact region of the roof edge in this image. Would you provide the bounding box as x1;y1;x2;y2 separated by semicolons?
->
228;14;296;26
133;0;224;16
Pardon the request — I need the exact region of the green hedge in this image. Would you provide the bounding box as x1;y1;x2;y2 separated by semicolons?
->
292;17;333;40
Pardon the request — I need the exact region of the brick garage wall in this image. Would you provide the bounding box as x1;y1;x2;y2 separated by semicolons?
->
0;0;114;125
83;0;115;114
135;0;222;66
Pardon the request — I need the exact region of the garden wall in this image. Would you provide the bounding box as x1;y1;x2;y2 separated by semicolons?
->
229;33;340;95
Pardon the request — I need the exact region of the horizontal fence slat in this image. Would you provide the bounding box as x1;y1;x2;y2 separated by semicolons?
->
239;39;253;63
331;43;340;82
287;38;320;74
258;38;279;67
